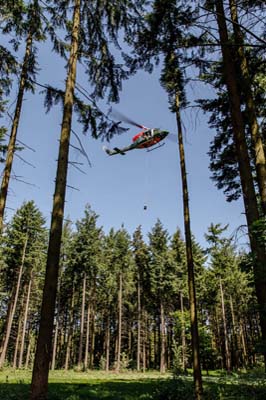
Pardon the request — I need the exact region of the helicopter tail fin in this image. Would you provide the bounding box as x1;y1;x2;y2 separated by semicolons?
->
103;146;113;155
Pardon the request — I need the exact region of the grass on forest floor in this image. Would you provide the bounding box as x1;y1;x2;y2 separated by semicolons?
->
0;369;266;399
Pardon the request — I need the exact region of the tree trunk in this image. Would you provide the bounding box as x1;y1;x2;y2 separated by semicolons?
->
220;278;231;372
89;312;95;368
180;292;187;372
0;234;28;368
137;270;141;371
240;318;248;367
229;0;266;214
216;0;266;370
78;273;86;370
160;301;166;373
65;282;75;370
0;33;33;233
116;272;122;372
25;333;32;369
30;1;81;398
84;303;91;370
19;274;32;368
13;315;23;369
51;317;59;371
105;314;110;372
175;94;203;399
143;311;147;372
229;295;238;368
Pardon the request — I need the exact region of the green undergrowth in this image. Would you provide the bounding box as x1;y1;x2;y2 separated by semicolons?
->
0;369;265;400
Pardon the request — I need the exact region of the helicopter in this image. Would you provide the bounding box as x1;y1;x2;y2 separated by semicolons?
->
103;111;169;156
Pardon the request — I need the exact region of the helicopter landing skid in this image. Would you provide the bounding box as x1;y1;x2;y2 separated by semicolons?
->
147;142;165;152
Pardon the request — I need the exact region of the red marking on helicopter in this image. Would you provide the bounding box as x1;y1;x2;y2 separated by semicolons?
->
103;110;169;156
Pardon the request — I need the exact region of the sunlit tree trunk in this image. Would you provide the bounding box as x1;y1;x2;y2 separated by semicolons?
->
229;295;238;368
25;333;32;369
160;300;166;373
220;278;231;372
89;311;95;368
51;317;59;371
84;303;91;370
229;0;266;214
215;0;266;370
13;315;23;369
0;33;33;233
65;282;75;370
78;273;86;370
115;272;123;372
143;311;147;372
175;93;203;399
105;314;110;372
240;318;248;367
30;1;81;397
180;292;187;372
19;274;32;368
0;234;28;368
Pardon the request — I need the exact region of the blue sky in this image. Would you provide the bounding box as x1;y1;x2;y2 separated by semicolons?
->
1;38;247;249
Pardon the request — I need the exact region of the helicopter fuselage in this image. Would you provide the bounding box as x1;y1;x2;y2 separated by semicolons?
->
133;129;169;149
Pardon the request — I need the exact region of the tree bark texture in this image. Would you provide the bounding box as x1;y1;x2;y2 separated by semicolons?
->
229;0;266;215
0;33;33;233
216;0;266;369
30;1;81;398
175;94;203;399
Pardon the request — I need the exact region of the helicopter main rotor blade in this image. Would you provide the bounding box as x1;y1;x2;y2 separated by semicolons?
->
111;108;148;130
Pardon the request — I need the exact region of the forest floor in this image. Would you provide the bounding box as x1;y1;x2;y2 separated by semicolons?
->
0;368;266;399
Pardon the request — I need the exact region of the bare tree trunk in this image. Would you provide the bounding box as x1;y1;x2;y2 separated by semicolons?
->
175;94;203;399
89;312;95;368
229;0;266;214
220;278;231;372
51;317;59;371
215;0;266;370
105;314;110;372
180;292;187;372
0;234;28;368
137;270;141;371
78;273;86;370
84;303;91;370
240;318;248;367
160;301;166;373
65;282;75;370
229;295;238;368
30;1;81;398
116;272;122;372
19;275;32;368
25;333;32;369
142;311;147;372
13;315;23;369
0;33;33;233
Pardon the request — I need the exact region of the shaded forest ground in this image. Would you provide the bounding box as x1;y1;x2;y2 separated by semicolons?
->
1;369;266;399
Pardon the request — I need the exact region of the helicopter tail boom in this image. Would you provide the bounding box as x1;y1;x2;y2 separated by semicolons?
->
103;146;126;156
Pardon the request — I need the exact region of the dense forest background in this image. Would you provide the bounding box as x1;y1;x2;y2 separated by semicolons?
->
0;1;266;400
0;202;258;373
